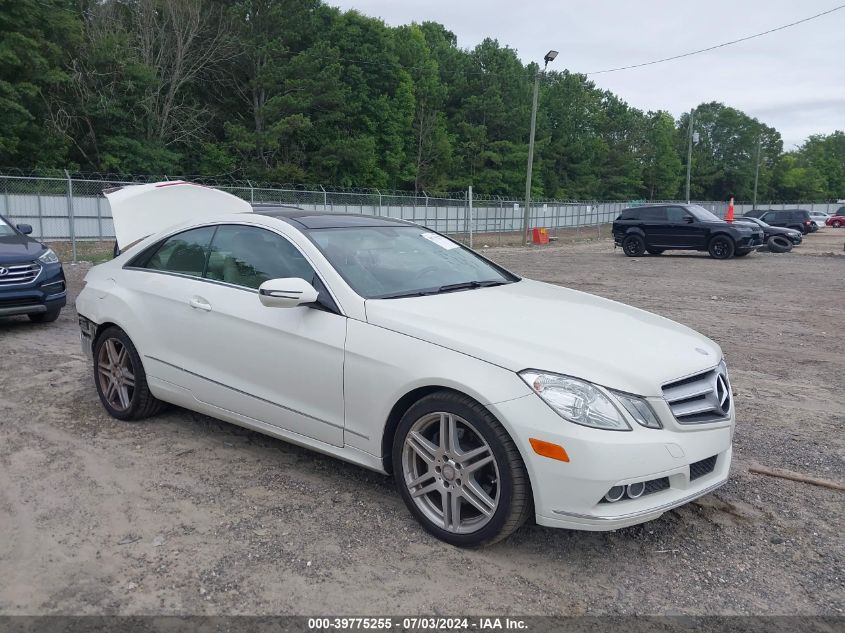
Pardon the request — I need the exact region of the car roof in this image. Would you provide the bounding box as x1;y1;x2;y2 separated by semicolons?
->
252;205;413;229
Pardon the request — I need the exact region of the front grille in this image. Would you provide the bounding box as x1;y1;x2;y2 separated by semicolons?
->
0;262;41;286
0;297;39;308
662;364;731;424
690;456;717;481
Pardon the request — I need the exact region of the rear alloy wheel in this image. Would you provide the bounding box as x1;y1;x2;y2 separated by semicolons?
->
646;248;664;255
708;235;735;259
833;220;842;228
393;392;532;547
622;235;646;257
767;235;793;254
94;326;165;420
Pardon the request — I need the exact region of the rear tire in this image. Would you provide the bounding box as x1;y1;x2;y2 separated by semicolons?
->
833;220;842;228
28;308;60;323
622;235;646;257
708;235;735;259
767;235;793;253
392;391;532;547
93;326;165;421
646;248;664;255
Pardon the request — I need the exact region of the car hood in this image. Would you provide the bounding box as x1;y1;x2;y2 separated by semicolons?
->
767;226;797;236
365;279;722;397
0;234;45;265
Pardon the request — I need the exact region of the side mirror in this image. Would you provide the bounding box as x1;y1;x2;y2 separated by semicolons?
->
258;277;319;309
16;223;33;235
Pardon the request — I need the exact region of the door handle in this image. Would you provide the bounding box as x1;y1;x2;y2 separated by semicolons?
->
189;296;212;311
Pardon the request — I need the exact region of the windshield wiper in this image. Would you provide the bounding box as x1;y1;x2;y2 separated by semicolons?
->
436;280;511;293
375;280;511;300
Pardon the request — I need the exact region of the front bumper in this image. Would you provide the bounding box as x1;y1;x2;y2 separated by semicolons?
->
489;391;734;531
739;233;764;248
0;262;66;317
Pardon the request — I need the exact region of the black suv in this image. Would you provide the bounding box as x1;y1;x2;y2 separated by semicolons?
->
745;209;815;234
612;204;764;259
0;214;66;322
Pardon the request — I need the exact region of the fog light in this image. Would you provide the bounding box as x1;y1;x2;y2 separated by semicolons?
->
627;482;645;499
604;486;625;502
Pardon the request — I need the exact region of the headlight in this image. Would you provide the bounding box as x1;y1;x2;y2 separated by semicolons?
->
611;391;662;429
38;249;59;264
519;371;631;431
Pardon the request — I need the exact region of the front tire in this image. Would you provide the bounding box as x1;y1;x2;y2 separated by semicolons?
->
622;234;646;257
28;308;61;323
93;326;165;421
708;235;735;259
392;391;532;547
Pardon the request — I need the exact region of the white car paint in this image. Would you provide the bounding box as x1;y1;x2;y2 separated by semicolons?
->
77;184;735;534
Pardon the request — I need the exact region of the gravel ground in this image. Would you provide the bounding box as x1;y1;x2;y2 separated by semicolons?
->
0;229;843;616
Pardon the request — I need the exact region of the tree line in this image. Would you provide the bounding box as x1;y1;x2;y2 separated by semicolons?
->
3;0;844;200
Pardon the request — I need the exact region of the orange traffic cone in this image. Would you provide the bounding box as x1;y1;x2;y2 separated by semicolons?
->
726;197;735;223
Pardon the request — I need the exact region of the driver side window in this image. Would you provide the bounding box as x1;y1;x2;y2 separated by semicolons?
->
205;225;316;290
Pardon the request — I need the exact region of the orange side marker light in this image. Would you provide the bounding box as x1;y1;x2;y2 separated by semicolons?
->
529;438;570;462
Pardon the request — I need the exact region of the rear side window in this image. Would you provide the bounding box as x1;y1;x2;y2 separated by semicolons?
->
639;207;668;221
143;226;216;277
206;225;316;290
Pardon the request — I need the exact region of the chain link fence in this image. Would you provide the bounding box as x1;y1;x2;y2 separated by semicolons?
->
0;172;841;261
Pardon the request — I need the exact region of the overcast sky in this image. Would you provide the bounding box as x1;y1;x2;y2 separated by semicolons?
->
327;0;845;150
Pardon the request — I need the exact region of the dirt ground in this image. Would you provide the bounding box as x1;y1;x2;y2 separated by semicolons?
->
0;228;843;616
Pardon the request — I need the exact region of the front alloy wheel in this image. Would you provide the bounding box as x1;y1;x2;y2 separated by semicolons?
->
708;236;735;259
402;412;499;534
393;392;532;547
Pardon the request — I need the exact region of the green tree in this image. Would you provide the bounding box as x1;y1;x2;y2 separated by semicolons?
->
643;111;682;199
0;0;80;166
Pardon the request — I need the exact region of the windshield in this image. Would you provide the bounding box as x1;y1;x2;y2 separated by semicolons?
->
308;226;517;299
687;205;724;223
0;216;17;237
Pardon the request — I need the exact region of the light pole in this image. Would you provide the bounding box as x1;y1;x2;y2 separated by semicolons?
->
752;134;762;210
684;108;695;203
522;49;557;245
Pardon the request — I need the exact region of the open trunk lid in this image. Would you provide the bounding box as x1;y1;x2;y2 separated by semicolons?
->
104;181;252;249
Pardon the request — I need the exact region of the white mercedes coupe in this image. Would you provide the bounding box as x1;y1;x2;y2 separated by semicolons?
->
77;182;735;546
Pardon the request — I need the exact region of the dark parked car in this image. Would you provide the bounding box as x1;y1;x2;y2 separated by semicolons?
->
0;214;66;322
826;208;845;228
746;209;815;234
733;216;802;245
612;204;763;259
